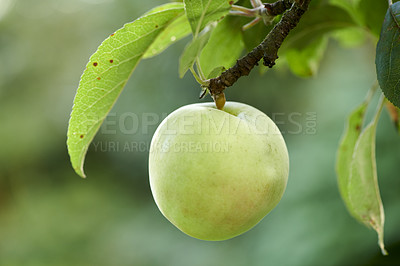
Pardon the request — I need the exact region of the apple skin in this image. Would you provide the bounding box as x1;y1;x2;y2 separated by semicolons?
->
148;102;289;241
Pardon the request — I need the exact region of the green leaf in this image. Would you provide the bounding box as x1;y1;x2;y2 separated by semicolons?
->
146;2;186;14
179;25;214;78
285;36;328;77
329;0;363;24
282;4;356;50
348;97;386;255
358;0;388;37
337;93;386;255
206;66;226;79
67;8;183;178
330;0;387;37
199;16;244;78
331;26;365;48
143;14;192;58
184;0;235;36
336;100;368;211
376;2;400;109
330;0;361;6
280;4;356;78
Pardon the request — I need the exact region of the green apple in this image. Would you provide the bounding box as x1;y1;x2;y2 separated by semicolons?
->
148;102;289;240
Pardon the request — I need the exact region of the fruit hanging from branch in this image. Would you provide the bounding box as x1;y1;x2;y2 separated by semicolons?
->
148;102;289;240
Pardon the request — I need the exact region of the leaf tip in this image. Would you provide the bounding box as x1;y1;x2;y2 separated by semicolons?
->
79;171;87;179
378;231;388;256
380;245;388;256
73;163;87;178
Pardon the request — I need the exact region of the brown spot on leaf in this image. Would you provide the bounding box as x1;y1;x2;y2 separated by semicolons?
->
93;62;98;67
109;59;114;63
80;135;84;139
355;124;361;131
155;24;159;28
111;33;115;36
229;1;234;5
97;77;101;80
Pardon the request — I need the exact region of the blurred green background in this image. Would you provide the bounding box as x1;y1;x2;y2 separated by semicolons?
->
1;0;400;265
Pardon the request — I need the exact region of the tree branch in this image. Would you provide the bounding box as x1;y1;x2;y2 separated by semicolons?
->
264;0;293;16
208;0;311;98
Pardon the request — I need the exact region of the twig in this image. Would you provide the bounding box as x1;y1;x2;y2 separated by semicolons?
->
207;0;311;98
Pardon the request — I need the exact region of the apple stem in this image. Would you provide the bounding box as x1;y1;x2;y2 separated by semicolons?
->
206;0;310;98
212;92;226;110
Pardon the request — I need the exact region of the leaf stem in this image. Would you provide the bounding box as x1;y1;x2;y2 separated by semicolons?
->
243;17;262;30
364;81;379;104
195;57;206;80
190;66;208;86
372;94;385;126
231;5;256;15
251;0;263;8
